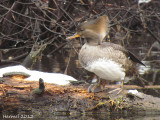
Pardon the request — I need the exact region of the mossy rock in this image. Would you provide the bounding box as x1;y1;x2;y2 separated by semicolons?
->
3;72;30;78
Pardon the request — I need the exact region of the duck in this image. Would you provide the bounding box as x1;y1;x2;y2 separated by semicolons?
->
67;15;145;93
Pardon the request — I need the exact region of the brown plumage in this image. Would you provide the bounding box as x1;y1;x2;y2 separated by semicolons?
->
77;16;110;42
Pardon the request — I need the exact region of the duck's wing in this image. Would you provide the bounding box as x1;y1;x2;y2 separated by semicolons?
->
127;51;145;66
102;42;145;66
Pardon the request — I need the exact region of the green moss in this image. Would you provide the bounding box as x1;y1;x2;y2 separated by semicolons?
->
3;72;30;78
33;88;44;95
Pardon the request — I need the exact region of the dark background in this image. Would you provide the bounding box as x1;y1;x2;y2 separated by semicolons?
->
0;0;159;87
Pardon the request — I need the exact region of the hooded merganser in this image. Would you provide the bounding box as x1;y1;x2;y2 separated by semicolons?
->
67;15;145;93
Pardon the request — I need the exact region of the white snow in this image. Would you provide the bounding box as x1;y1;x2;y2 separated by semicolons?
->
128;89;139;94
138;0;151;4
128;89;143;98
0;65;77;85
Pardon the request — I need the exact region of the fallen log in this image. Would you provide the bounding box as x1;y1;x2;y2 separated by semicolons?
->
0;75;160;119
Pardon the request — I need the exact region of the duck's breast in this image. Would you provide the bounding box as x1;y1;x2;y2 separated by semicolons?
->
79;44;126;81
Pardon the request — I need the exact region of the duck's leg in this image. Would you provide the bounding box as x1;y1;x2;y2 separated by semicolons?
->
117;80;124;94
108;80;124;94
88;77;107;93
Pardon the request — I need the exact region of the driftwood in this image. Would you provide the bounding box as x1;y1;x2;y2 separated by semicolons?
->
105;85;160;89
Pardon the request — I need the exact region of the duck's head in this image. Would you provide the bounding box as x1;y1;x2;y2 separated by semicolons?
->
66;15;110;44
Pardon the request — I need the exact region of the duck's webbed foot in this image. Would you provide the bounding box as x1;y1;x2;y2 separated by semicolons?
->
88;79;107;93
108;80;124;94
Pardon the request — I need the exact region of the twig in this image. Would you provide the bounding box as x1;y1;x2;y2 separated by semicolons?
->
105;85;160;89
0;52;28;64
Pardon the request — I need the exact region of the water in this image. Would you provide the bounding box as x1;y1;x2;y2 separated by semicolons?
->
1;111;160;120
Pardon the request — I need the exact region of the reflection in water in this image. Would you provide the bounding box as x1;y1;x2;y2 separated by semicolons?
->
138;61;151;75
1;112;160;120
137;48;160;98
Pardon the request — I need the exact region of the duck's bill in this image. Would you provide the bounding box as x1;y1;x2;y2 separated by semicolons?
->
66;33;80;40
